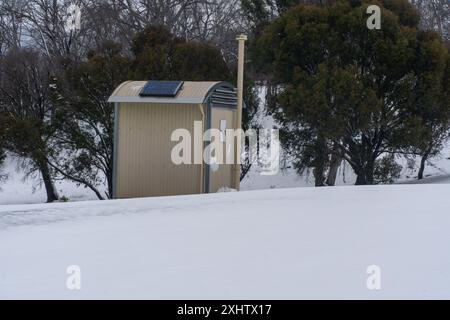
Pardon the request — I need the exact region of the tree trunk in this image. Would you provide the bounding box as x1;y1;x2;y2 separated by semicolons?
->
314;167;326;187
240;163;252;182
355;172;367;185
418;152;430;180
313;135;327;187
38;160;59;203
48;161;105;201
107;167;114;199
326;151;342;186
354;163;375;186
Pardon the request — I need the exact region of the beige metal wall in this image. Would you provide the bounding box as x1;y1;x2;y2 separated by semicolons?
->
209;107;236;193
116;103;204;198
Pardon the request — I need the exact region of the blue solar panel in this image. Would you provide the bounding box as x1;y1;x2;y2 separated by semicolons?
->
139;81;184;97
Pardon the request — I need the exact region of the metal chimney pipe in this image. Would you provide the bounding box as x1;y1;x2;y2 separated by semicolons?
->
235;34;247;191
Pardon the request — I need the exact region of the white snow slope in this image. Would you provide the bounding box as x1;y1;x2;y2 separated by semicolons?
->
1;184;449;300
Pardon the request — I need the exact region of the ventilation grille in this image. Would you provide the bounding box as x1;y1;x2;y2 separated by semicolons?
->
210;86;237;108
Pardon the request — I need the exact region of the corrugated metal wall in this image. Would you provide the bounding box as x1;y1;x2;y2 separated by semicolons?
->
116;103;204;198
209;108;236;193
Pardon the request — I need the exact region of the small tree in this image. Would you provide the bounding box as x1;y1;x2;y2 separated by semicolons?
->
0;48;59;202
51;41;131;200
392;30;450;180
373;155;402;184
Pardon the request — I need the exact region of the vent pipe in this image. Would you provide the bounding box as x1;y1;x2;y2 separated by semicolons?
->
235;34;247;191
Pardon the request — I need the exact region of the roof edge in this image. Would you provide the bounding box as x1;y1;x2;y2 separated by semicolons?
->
108;96;205;104
108;81;134;102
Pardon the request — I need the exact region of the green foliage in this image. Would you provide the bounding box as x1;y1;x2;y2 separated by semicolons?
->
131;25;230;81
374;155;402;184
0;49;54;164
52;41;131;199
0;48;60;201
254;0;450;185
131;26;176;80
170;42;231;81
2;117;48;161
382;0;420;28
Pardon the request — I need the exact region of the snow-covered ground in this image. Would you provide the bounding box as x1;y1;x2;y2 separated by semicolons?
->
0;184;449;299
0;157;100;205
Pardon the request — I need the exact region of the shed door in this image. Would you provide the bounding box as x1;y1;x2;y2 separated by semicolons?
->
209;108;236;193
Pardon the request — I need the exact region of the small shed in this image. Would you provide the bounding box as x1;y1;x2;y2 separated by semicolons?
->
108;80;239;199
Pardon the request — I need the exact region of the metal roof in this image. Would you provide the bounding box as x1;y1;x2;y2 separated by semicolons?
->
108;81;226;104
